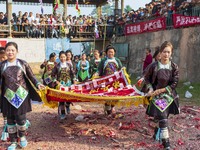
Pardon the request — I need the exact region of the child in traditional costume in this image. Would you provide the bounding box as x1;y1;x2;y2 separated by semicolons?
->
77;53;90;82
90;50;101;78
0;42;44;150
144;41;179;150
98;45;123;115
51;51;75;120
40;52;57;88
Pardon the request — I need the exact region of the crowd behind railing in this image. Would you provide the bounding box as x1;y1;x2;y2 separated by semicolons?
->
0;0;200;38
115;0;200;35
0;11;115;38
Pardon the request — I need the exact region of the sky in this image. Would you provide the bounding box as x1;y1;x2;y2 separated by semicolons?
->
0;0;152;16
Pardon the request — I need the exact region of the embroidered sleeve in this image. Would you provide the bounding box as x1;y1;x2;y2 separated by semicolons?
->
51;65;58;82
144;63;154;92
168;62;179;90
97;59;104;76
117;58;123;70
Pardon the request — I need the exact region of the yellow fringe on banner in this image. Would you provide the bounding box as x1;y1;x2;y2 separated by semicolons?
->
38;88;58;108
122;67;131;85
39;87;150;109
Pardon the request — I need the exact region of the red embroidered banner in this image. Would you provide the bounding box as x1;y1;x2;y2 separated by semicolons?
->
125;17;166;35
45;68;144;103
173;14;200;28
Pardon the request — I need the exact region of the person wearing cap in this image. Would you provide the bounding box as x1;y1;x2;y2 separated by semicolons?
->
97;45;123;115
40;52;57;87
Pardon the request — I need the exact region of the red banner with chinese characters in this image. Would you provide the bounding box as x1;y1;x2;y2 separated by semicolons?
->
173;14;200;28
125;17;166;35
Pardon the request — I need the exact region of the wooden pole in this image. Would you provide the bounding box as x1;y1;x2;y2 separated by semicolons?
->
63;0;67;20
115;0;118;9
121;0;124;15
97;5;102;19
7;0;13;38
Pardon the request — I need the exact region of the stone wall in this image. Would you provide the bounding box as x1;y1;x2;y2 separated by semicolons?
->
115;26;200;82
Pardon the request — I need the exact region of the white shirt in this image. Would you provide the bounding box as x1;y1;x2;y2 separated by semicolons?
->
60;62;67;68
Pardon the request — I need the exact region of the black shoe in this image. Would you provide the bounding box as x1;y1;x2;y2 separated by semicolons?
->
162;139;170;150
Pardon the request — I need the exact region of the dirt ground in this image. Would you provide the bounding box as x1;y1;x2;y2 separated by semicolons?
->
0;102;200;150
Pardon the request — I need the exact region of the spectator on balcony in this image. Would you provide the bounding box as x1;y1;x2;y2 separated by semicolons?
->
86;16;93;32
60;22;69;38
2;13;7;25
33;20;41;38
0;13;5;25
22;18;32;38
107;15;114;25
148;3;154;16
143;8;151;19
160;2;168;17
28;12;34;24
17;11;23;20
39;19;46;38
51;23;59;38
126;12;132;23
138;7;145;20
16;16;22;31
65;16;71;27
11;13;18;31
35;13;40;24
152;1;160;16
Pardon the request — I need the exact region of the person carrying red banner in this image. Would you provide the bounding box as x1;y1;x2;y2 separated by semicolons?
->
0;42;45;150
97;45;123;115
144;41;179;150
40;52;57;87
51;51;76;120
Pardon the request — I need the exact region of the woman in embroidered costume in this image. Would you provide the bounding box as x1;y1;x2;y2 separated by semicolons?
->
51;51;75;120
77;53;90;82
144;41;179;150
98;45;123;115
0;42;44;150
90;49;101;78
40;52;57;87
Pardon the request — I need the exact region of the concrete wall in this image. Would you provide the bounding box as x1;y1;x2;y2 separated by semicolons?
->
114;26;200;82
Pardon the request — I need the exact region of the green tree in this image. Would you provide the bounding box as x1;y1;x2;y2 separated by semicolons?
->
124;5;133;13
90;4;114;17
